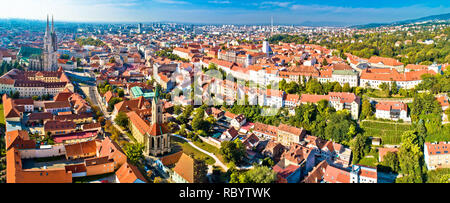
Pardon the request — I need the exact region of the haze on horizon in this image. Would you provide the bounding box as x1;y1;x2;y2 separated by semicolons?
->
0;0;449;26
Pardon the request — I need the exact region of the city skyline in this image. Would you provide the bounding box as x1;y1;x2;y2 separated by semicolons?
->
0;0;449;26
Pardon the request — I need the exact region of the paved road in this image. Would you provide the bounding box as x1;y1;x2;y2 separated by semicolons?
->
76;71;133;143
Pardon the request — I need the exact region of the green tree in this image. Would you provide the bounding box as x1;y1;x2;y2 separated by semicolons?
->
324;110;355;143
333;82;342;92
114;112;129;128
193;157;208;183
229;166;277;183
124;143;144;165
381;152;400;173
350;134;367;164
108;97;123;112
342;83;351;92
219;139;246;165
360;100;374;120
261;157;275;167
390;81;399;95
117;89;125;97
397;131;424;183
173;105;182;115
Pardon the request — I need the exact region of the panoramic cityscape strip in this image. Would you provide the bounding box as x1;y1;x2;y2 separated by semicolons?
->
0;1;449;188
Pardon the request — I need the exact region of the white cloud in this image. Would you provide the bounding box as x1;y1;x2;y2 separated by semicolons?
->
260;1;292;8
208;0;231;4
154;0;190;4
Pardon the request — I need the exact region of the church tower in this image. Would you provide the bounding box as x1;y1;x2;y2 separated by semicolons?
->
146;83;171;157
42;15;58;71
151;84;163;124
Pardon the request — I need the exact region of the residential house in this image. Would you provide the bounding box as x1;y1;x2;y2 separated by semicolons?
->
424;142;450;170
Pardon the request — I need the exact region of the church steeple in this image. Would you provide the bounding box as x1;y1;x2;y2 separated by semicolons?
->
151;82;163;125
45;15;50;37
51;15;54;33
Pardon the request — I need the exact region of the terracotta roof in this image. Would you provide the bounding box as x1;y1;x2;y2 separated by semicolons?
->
3;94;21;119
281;143;312;164
277;124;305;137
160;151;183;166
98;136;127;168
28;112;54;121
368;56;403;66
300;94;329;104
378;148;399;162
273;164;300;180
172;153;195;183
104;91;114;104
44;101;71;109
303;160;329;183
44;120;76;132
324;165;351;183
253;122;278;137
54;92;73;102
376;101;408;111
127;111;151;135
115;160;148;183
5;130;35;150
436;96;449;107
64;140;97;158
360;68;435;81
425;142;450;156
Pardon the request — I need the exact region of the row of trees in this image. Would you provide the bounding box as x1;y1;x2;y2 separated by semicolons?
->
279;78;353;95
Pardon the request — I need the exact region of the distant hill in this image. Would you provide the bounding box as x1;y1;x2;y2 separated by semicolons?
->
350;13;450;29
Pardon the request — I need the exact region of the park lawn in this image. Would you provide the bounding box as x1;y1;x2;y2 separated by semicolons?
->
367;90;390;98
361;120;414;145
172;136;216;165
358;157;378;167
193;140;227;165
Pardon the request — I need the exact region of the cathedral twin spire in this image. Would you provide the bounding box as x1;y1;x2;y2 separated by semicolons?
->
43;14;58;71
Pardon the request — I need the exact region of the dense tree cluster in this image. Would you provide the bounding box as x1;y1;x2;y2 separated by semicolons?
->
219;139;246;165
268;34;309;45
229;166;277;183
155;49;189;62
0;61;22;76
114;112;129;128
75;37;105;47
396;131;425;183
416;69;450;94
123;143;144;165
319;26;450;65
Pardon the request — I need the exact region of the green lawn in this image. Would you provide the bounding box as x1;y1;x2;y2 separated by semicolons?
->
193;140;227;165
367;90;390;98
361;120;414;145
172;136;216;165
358;157;378;167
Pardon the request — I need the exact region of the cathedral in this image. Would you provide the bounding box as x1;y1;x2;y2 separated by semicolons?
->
27;15;58;71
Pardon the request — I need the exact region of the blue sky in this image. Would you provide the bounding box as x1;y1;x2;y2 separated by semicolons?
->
0;0;449;25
